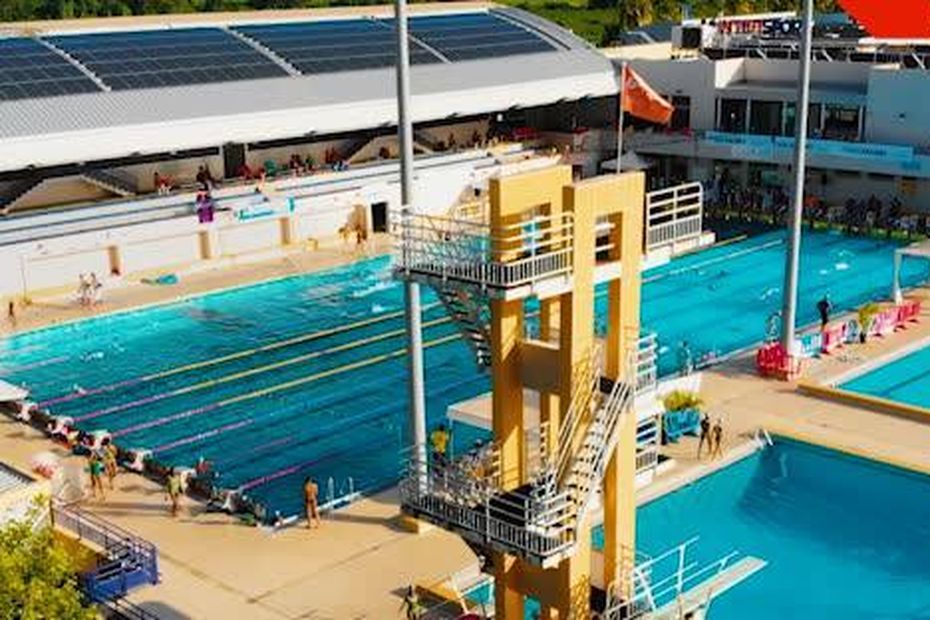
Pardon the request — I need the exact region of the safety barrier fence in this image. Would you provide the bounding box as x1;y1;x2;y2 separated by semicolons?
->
52;503;158;602
645;182;704;252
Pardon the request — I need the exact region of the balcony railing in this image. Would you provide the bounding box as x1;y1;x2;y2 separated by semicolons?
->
394;211;574;291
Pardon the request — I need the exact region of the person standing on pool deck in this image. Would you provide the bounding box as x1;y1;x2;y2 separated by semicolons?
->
103;439;118;490
400;585;423;620
304;477;320;529
696;413;711;459
87;453;106;501
711;418;724;460
166;468;182;517
430;423;451;467
817;294;833;330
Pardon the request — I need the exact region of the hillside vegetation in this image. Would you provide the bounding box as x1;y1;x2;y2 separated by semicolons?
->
2;0;837;46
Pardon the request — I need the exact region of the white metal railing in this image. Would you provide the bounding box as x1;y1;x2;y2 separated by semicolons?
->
604;537;745;619
636;331;659;394
394;211;575;289
399;363;635;563
645;182;704;252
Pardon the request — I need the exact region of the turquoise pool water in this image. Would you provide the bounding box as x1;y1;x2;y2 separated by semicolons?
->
841;343;930;409
594;440;930;618
0;230;925;516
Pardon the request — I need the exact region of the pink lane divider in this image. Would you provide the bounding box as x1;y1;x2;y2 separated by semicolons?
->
74;390;177;423
40;376;145;408
111;402;222;438
0;355;70;377
152;418;255;454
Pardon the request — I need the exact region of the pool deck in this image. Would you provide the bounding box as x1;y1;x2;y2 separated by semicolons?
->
4;252;930;617
1;235;391;336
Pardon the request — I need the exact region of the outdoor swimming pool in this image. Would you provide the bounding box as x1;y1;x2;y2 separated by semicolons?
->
841;341;930;409
0;229;925;516
593;440;930;619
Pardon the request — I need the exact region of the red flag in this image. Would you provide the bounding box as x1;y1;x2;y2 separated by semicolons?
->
839;0;930;38
622;65;674;125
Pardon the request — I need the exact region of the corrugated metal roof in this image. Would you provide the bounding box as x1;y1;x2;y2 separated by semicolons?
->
0;8;618;171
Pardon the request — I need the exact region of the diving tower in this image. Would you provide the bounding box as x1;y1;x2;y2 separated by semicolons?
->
395;165;645;618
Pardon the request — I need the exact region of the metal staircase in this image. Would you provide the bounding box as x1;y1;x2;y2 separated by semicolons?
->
400;346;635;567
437;287;492;368
81;169;138;198
53;503;158;602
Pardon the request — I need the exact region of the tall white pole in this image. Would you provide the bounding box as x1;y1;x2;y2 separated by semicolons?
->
781;0;814;353
616;62;627;174
395;0;427;480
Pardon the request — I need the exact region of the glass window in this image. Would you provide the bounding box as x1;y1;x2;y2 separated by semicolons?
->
718;98;747;133
822;105;860;141
784;103;822;138
671;95;691;131
749;100;783;135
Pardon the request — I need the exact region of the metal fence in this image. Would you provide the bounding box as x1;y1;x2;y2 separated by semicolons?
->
53;503;159;602
645;182;704;252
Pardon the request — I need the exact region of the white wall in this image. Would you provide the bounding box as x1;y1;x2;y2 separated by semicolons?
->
866;67;930;146
630;57;719;131
0;150;560;299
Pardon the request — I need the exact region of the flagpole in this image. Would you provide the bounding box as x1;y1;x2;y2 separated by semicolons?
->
616;61;627;175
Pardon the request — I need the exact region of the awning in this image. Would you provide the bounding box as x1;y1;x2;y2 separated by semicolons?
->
600;151;655;172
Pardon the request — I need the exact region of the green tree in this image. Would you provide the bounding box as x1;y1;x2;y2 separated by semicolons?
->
0;505;96;620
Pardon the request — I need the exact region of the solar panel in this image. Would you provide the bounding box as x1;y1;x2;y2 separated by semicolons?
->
0;38;102;101
47;28;288;91
235;20;441;75
409;13;557;62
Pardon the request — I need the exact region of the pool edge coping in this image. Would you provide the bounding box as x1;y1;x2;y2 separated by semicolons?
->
2;250;392;341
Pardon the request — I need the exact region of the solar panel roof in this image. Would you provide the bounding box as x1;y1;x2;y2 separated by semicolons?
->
0;38;101;101
0;10;574;103
409;13;557;61
47;27;287;91
235;19;442;75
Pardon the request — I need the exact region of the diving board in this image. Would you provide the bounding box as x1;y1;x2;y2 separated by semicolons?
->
645;556;767;620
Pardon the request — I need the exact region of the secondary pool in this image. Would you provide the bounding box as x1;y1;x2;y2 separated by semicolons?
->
595;440;930;619
0;229;925;516
841;342;930;410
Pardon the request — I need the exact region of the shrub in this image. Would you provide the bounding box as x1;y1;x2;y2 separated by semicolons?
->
662;389;703;412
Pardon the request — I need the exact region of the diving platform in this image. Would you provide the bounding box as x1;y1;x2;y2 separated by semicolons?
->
644;556;767;620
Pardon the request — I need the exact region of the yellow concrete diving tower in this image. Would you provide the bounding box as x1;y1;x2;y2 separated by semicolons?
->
395;165;646;619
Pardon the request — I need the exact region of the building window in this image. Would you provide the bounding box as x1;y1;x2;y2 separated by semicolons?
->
718;98;747;133
671;96;691;131
784;103;822;138
822;105;860;141
749;100;783;135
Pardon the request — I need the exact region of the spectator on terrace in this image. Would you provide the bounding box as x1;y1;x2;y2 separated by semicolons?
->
471;129;482;147
447;133;457;150
237;162;255;180
289;154;304;175
154;171;171;195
